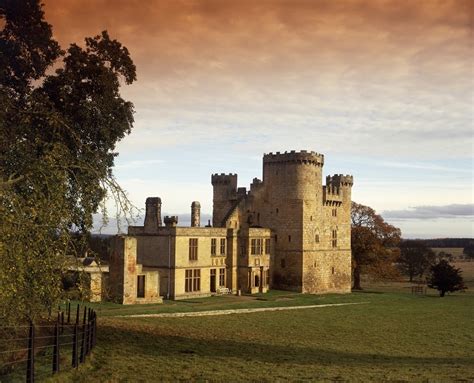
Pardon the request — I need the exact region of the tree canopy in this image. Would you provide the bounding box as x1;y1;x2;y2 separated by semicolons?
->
463;243;474;260
351;202;401;290
427;260;466;297
0;0;136;324
398;240;436;282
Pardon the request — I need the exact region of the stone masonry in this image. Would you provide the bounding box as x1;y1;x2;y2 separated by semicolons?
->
106;149;353;303
212;150;353;294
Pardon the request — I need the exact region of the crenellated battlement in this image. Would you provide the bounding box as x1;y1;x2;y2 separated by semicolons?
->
211;173;237;185
164;215;178;227
263;150;324;167
326;174;354;187
250;177;263;193
323;185;343;205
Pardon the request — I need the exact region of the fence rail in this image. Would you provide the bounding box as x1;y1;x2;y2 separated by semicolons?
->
0;303;97;382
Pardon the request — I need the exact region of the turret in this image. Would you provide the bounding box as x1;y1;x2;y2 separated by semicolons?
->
164;215;178;228
191;201;201;227
144;197;162;232
325;174;353;205
211;173;238;227
262;150;324;202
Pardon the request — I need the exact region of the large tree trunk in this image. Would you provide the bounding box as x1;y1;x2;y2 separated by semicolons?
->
353;265;362;290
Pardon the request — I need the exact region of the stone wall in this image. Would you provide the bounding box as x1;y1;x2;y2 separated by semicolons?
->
109;236;162;304
220;150;353;294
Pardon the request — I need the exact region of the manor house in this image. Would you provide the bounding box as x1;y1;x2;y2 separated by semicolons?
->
108;150;353;304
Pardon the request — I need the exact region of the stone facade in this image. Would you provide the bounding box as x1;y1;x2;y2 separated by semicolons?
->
106;149;352;303
212;150;353;294
108;236;162;304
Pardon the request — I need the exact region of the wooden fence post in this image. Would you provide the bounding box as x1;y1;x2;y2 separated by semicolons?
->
75;304;80;325
67;302;71;324
26;322;35;383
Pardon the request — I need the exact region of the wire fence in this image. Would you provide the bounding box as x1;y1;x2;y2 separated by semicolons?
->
0;303;97;382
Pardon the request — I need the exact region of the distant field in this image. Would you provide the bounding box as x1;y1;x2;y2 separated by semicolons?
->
431;247;466;259
38;286;473;382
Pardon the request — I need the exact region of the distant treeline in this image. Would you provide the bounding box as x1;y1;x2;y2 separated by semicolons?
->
401;238;474;248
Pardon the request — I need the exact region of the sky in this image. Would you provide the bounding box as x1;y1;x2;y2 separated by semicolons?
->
42;0;473;238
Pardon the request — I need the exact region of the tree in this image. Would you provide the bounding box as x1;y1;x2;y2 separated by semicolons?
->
0;0;136;324
351;202;401;290
427;260;466;297
398;240;436;282
463;243;474;260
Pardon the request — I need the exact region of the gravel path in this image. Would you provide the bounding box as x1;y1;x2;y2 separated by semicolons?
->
117;302;369;318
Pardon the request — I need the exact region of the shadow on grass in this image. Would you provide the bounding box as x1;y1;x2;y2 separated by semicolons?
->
352;290;386;294
95;323;472;369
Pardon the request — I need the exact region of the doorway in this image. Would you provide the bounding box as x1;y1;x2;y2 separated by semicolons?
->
210;269;216;292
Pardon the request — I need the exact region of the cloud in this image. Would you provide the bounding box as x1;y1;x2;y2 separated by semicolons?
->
41;0;472;159
377;161;472;173
382;204;474;220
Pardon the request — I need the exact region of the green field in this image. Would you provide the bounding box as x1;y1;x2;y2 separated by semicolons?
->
4;263;473;382
42;262;473;382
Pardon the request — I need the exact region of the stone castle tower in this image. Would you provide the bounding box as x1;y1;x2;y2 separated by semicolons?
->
212;150;353;294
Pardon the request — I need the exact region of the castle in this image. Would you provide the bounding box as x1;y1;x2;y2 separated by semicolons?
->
106;150;353;304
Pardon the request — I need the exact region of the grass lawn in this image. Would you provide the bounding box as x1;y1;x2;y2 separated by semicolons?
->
4;263;473;382
46;269;474;383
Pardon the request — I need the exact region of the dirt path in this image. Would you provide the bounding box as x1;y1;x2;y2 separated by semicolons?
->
117;302;369;318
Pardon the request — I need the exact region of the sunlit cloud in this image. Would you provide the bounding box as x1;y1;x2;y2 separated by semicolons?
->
41;0;473;237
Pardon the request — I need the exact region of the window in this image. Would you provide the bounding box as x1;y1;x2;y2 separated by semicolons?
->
220;238;226;255
211;238;216;255
265;238;271;254
137;275;145;298
193;269;201;291
185;269;201;292
276;208;279;214
281;259;286;268
332;208;337;217
251;238;263;255
332;267;335;274
332;230;337;248
219;268;225;286
189;238;198;260
315;234;320;243
185;270;193;292
288;235;291;242
275;235;278;243
266;269;270;285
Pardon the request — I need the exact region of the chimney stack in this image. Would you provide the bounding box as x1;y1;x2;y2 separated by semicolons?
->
191;201;201;227
144;197;162;232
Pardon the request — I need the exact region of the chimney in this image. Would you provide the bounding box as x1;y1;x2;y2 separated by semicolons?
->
144;197;162;232
191;201;201;227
